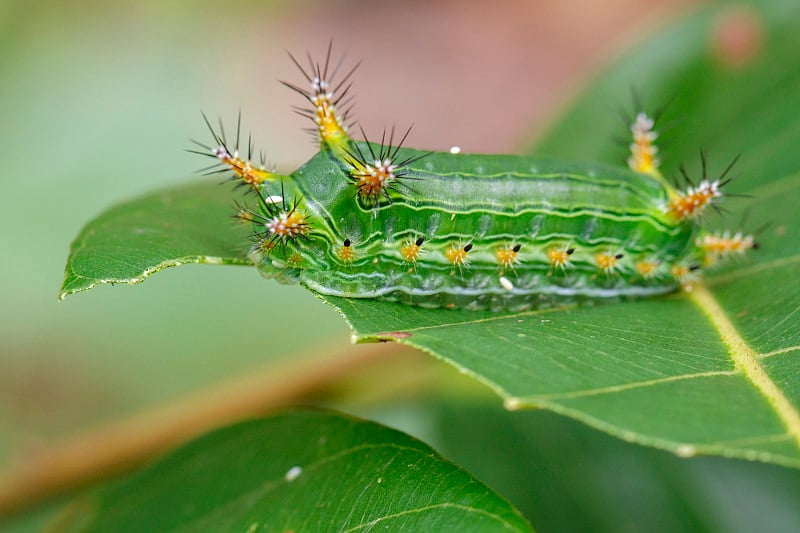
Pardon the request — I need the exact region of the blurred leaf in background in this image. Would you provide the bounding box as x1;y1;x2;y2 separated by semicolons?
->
431;399;800;533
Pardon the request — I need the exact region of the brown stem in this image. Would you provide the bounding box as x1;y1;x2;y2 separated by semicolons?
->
0;341;411;518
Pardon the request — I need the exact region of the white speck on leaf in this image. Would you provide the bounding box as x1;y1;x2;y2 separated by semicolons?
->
285;465;302;482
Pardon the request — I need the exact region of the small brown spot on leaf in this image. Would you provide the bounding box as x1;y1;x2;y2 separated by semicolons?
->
375;331;412;341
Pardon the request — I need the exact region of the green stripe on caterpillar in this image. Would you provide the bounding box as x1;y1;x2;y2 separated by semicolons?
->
193;44;757;312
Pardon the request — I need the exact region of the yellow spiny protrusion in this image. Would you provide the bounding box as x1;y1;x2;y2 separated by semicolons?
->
310;77;350;149
628;112;661;178
400;236;424;263
213;146;274;186
495;244;521;270
283;44;355;151
547;246;574;270
446;243;472;268
595;252;624;274
635;259;660;279
670;263;698;283
286;252;304;268
337;239;356;264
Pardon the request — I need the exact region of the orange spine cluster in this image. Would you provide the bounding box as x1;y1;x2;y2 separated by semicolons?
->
697;231;755;264
352;158;397;200
265;208;309;240
666;180;721;220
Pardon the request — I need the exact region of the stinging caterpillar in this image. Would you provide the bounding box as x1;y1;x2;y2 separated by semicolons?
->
191;43;757;312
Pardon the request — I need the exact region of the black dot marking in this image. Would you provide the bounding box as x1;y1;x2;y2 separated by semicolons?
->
752;241;761;250
512;244;522;253
566;248;575;255
415;236;424;247
464;243;473;252
615;253;624;259
343;238;351;247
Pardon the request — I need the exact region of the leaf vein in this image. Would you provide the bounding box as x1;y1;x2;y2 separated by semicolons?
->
513;370;738;401
171;443;441;531
761;346;800;359
396;305;574;333
341;503;521;533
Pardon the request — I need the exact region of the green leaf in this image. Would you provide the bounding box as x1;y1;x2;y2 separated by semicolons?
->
59;181;251;300
59;410;531;533
61;0;800;467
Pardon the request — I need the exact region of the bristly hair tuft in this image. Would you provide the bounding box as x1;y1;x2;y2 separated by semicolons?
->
340;125;430;206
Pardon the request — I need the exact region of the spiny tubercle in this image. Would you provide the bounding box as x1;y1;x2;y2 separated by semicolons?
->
628;112;660;177
667;179;721;220
626;112;727;223
213;146;273;186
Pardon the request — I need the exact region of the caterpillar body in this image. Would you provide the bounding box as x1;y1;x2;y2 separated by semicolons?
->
193;45;756;311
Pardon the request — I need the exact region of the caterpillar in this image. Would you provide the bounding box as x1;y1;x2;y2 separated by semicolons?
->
192;44;757;312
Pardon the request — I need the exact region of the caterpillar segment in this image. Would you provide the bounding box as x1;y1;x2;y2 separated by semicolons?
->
193;48;758;311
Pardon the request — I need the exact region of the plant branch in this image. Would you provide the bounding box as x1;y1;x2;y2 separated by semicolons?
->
0;341;415;518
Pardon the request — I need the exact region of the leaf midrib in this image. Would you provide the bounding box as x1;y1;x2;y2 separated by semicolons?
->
690;284;800;448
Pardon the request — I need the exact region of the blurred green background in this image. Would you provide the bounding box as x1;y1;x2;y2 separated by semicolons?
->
5;0;800;531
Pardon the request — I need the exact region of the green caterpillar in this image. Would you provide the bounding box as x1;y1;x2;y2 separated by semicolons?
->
192;45;755;311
